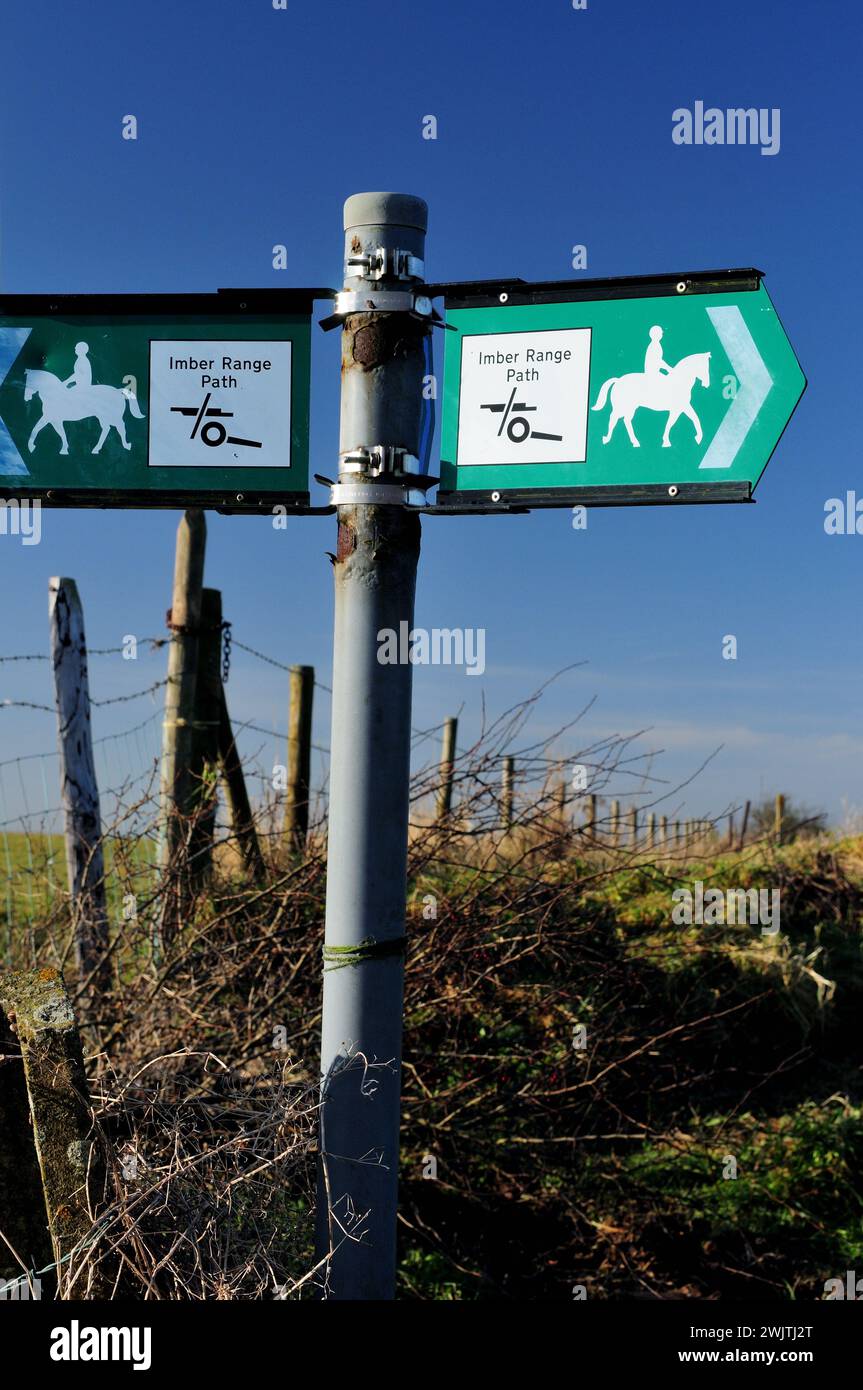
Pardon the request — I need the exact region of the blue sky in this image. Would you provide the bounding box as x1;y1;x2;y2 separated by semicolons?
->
0;0;859;829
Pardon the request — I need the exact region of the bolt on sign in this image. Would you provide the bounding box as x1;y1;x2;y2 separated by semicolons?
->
0;290;317;510
438;270;805;508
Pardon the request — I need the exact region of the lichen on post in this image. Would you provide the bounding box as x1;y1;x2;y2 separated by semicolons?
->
0;967;109;1298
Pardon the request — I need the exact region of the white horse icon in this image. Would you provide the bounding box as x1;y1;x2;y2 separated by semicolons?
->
592;328;711;448
24;344;145;456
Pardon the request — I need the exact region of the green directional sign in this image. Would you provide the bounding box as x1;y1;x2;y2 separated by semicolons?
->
439;270;805;508
0;290;316;510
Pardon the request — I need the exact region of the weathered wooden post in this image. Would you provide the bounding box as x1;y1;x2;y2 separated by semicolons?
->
674;820;682;846
775;792;785;846
584;792;597;841
435;716;457;823
0;968;109;1298
738;798;751;850
501;756;514;831
159;510;206;941
283;665;315;850
628;806;638;847
556;780;568;833
187;587;223;886
218;692;266;880
0;988;53;1292
49;578;111;994
610;799;620;847
727;812;735;850
646;812;655;850
659;814;668;849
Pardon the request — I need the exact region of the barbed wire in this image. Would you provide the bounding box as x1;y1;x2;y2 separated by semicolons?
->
91;680;167;708
1;699;55;713
229;640;333;693
0;638;166;664
1;679;167;713
230;717;330;755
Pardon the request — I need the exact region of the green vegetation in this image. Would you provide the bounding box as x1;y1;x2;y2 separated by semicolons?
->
4;816;861;1300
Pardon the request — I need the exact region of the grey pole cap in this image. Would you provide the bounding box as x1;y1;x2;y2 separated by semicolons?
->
343;192;428;233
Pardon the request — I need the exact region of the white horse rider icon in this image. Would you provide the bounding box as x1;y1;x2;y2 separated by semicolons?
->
592;326;711;448
23;342;145;456
62;341;93;390
644;325;672;379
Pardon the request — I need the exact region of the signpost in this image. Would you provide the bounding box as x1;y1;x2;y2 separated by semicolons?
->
438;270;805;508
0;194;808;1303
0;289;319;510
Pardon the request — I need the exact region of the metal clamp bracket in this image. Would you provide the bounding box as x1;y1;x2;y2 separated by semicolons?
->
344;247;425;282
319;289;443;332
330;481;428;508
339;446;434;481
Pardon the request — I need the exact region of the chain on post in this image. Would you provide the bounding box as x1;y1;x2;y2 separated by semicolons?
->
221;620;232;684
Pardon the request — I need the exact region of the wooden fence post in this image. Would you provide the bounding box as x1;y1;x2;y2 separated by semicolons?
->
646;812;655;850
0;968;110;1298
218;690;266;880
610;799;620;847
159;510;206;940
49;578;111;994
0;986;53;1290
501;756;514;830
556;780;568;833
775;792;785;846
738;799;751;850
674;820;681;846
727;812;735;850
583;792;597;841
435;716;457;823
284;665;314;850
187;588;223;887
628;806;638;847
659;814;668;848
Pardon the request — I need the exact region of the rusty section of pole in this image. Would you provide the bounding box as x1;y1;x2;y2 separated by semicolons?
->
284;665;315;850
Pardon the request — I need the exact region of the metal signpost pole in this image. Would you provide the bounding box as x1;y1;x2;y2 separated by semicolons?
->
316;193;430;1300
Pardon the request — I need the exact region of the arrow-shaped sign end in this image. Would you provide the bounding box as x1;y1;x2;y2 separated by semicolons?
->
0;328;32;478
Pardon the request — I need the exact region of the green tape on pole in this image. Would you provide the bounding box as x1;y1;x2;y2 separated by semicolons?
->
322;935;407;971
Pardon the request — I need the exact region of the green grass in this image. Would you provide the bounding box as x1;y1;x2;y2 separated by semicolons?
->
0;830;158;931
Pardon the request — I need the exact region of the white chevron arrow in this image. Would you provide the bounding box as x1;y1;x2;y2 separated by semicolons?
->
0;327;32;476
699;306;773;470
